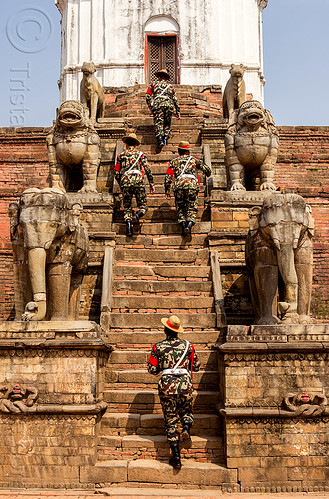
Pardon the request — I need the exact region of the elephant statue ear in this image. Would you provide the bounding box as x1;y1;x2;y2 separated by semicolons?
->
248;206;262;231
306;204;315;235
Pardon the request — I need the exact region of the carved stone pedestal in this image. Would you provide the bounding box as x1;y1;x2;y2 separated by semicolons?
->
0;321;111;489
218;324;329;493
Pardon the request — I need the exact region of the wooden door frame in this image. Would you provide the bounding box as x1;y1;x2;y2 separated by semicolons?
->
144;33;180;84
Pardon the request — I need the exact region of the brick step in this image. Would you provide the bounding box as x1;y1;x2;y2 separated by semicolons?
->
111;295;214;310
109;312;216;330
114;206;209;223
114;248;209;264
136;152;204;163
106;330;220;347
104;389;220;413
109;349;218;368
97;434;224;463
106;369;219;391
100;413;221;436
113;279;212;294
85;459;237;489
133;116;204;126
115;233;209;247
114;264;211;279
113;221;211;235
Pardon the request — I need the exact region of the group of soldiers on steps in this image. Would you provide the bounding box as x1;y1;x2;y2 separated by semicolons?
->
115;70;209;469
115;69;211;237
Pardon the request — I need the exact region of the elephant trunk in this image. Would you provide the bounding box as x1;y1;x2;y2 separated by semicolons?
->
23;248;47;321
277;243;298;315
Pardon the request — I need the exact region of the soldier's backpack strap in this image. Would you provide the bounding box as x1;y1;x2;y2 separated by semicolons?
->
172;340;190;373
154;84;171;100
176;156;193;180
124;152;143;175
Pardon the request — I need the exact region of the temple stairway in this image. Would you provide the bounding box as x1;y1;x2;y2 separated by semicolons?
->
93;87;238;490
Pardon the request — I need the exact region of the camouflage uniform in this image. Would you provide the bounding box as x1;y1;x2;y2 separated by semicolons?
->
146;80;180;139
114;147;154;221
148;337;200;444
165;154;211;223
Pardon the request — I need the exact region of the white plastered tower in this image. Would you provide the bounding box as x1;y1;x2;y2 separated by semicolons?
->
55;0;268;103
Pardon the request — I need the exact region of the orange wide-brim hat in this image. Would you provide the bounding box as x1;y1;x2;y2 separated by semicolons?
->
161;315;184;334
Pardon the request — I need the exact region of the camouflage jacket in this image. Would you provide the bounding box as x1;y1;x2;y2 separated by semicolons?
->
165;154;211;193
114;147;154;189
148;337;201;396
146;80;180;114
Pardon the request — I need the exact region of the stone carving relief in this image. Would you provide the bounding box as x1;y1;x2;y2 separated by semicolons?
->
225;100;279;191
245;192;314;325
0;383;38;413
46;100;101;192
283;392;328;416
80;62;105;126
8;188;89;321
222;64;246;122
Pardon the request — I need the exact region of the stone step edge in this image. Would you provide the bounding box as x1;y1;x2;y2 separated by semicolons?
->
85;459;238;487
99;434;223;446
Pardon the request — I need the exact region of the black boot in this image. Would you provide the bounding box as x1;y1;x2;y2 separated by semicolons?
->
180;221;186;237
126;220;133;237
157;135;165;148
185;221;195;235
182;421;192;442
135;210;144;223
169;442;182;469
163;136;169;146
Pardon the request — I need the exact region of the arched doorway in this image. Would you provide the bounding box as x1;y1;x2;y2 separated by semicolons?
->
145;16;179;84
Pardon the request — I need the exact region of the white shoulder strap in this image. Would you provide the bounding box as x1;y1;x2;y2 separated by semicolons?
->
177;156;193;180
172;341;190;373
158;84;171;97
126;152;143;173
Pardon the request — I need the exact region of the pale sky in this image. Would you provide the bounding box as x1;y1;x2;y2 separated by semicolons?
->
0;0;328;127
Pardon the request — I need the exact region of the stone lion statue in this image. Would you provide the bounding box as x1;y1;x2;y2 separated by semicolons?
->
81;61;105;126
222;64;246;122
46;100;100;192
224;100;279;191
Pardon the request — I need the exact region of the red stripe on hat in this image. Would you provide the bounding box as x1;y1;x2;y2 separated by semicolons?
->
180;144;189;149
166;319;179;330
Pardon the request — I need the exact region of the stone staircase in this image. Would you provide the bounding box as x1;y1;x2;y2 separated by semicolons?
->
92;86;238;491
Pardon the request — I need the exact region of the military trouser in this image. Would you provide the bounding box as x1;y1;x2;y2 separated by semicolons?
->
174;187;199;223
159;393;194;444
153;105;173;138
122;184;148;221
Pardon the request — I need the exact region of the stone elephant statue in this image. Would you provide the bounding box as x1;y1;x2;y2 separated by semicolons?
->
9;188;89;321
245;192;314;325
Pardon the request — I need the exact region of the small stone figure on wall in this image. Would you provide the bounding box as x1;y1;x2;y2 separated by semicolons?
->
148;315;201;470
222;64;246;122
146;69;180;149
46;100;101;192
164;141;211;237
225;100;279;191
80;62;105;126
246;192;314;325
0;383;38;413
284;391;328;417
114;133;155;237
8;188;89;321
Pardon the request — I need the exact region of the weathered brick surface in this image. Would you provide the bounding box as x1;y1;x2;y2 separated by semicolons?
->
225;417;329;492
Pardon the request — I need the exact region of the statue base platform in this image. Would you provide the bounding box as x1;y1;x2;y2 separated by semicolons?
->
0;320;111;489
218;323;329;492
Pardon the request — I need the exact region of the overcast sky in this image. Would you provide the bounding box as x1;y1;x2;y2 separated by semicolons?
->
0;0;328;127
